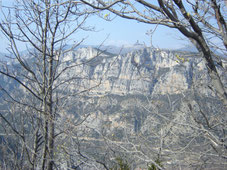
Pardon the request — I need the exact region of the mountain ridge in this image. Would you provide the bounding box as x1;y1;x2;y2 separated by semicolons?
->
1;46;226;97
58;46;221;96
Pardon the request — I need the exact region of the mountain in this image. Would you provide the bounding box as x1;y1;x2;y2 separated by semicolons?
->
0;46;226;169
58;46;226;97
58;47;226;169
57;46;226;169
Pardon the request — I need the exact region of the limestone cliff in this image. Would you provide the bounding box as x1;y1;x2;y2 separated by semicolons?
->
57;46;225;96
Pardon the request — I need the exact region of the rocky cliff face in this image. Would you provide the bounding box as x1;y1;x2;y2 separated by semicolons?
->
3;46;225;97
58;46;225;97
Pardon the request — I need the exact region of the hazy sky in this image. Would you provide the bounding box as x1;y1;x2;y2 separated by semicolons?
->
0;0;188;53
84;14;187;48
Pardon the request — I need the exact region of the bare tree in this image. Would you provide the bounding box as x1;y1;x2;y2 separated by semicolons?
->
0;0;103;169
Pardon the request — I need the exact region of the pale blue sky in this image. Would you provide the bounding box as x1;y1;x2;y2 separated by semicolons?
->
0;0;188;53
84;14;187;48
